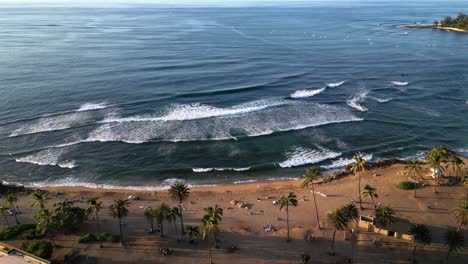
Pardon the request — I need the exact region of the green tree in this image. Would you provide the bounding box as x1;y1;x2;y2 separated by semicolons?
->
168;182;190;234
34;209;56;246
372;206;395;244
5;194;19;224
362;184;378;209
327;208;348;255
53;200;86;234
109;199;130;246
433;20;439;27
443;230;464;263
408;224;432;263
0;205;10;227
351;153;367;209
154;203;170;238
185;225;200;244
167;207;181;241
144;207;155;233
31;190;51;210
405;160;422;198
279;192;298;242
340;203;359;239
426;147;448;193
452;200;468;231
202;205;223;264
301;166;322;229
86;197;103;248
450;156;464;177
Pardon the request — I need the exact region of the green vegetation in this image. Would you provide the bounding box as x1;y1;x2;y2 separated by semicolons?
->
0;223;36;240
396;181;416;190
21;240;53;259
301;166;323;229
168;182;191;234
78;233;118;243
279;192;298;242
436;13;468;30
351;153;367;209
408;224;432;263
21;228;45;240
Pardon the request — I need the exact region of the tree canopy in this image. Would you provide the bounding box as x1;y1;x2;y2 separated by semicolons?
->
439;13;468;30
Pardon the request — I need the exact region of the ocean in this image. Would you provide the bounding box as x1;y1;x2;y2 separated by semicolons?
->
0;1;467;189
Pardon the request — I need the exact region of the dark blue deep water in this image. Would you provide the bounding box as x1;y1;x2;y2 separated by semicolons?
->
0;1;467;188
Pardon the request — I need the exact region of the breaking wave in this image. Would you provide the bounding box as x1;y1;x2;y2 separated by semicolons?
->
290;87;325;99
346;92;368;112
326;81;345;88
15;148;76;169
77;102;108;112
369;96;392;103
278;147;342;168
322;153;373;169
391;81;408;86
192;167;251;173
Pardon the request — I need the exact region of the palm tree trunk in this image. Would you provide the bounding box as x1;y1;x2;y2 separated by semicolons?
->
411;244;417;263
96;212;102;248
174;221;179;241
209;233;213;264
119;218;124;246
311;183;320;229
372;227;382;244
414;184;417;198
358;173;363;209
11;202;19;225
286;205;290;242
330;229;336;255
2;212;9;227
179;204;185;234
49;231;56;247
150;219;154;233
446;250;450;263
351;232;356;263
457;222;462;232
160;223;164;238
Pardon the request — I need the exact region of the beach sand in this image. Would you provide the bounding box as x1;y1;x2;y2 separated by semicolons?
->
4;162;468;263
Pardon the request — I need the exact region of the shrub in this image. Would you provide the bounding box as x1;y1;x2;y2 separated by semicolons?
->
396;181;416;190
97;232;118;242
21;229;45;240
22;240;53;259
0;224;36;240
78;233;119;243
78;233;97;243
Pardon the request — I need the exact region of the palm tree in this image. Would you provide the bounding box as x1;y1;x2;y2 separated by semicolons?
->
351;153;366;209
443;230;464;263
5;194;19;224
154;203;170;237
203;205;223;246
450;156;465;177
327;208;348;255
31;190;51;210
109;199;130;246
86;197;103;248
408;224;432;263
34;209;56;246
340;203;359;239
279;192;298;242
426;147;447;193
362;184;378;209
202;217;218;264
0;205;10;227
301;166;322;229
167;207;181;241
372;206;395;244
144;207;155;233
405;160;422;198
168;182;190;234
185;225;200;244
452;200;468;231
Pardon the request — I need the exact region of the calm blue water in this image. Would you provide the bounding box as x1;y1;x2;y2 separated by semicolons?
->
0;1;467;188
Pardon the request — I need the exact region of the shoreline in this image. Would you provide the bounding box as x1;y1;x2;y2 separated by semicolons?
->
404;24;468;33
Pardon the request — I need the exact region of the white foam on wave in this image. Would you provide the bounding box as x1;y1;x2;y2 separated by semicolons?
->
77;102;108;112
326;81;345;88
290;87;325;99
391;81;408;86
86;100;363;143
9;112;91;137
15;148;77;169
279;147;342;168
322;154;373;169
346;92;368;112
369;96;392;103
192;167;251;173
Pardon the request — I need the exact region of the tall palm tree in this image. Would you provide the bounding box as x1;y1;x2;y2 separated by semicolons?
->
168;182;190;234
426;147;447;193
327;208;348;255
31;190;51;210
86;197;103;248
405;160;422;198
5;194;19;224
144;207;155;233
154;203;170;238
351;153;366;209
185;225;200;244
167;207;181;241
109;199;130;246
301;166;322;229
450;156;465;178
408;224;432;263
452;200;468;231
340;203;359;238
443;230;464;263
203;205;223;246
362;184;378;209
34;209;56;246
0;205;10;227
202;217;219;264
372;206;395;244
279;192;298;242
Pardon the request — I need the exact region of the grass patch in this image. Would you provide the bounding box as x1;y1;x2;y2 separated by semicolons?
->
0;224;36;240
396;181;416;190
21;229;45;240
21;240;53;259
78;233;119;243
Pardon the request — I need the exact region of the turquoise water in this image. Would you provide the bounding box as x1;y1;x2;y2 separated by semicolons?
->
0;1;467;188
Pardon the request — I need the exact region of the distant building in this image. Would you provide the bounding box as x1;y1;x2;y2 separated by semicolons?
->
0;242;50;264
359;215;414;241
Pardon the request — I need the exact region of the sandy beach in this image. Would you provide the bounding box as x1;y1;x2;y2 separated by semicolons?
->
2;160;466;264
404;24;468;33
